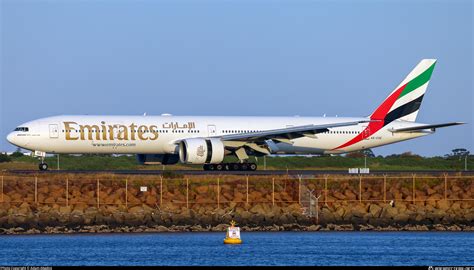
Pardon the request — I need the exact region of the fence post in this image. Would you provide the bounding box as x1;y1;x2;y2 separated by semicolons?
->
272;178;275;206
97;179;100;208
125;178;128;208
217;178;220;209
444;174;447;200
383;175;387;203
160;175;163;206
359;175;362;203
298;175;301;205
1;175;3;203
66;177;69;207
246;176;249;205
186;178;189;209
412;174;416;203
324;175;328;205
35;176;38;205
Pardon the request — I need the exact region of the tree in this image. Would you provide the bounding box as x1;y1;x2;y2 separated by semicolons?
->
0;154;11;163
9;147;24;158
445;148;470;160
346;149;375;158
452;148;470;156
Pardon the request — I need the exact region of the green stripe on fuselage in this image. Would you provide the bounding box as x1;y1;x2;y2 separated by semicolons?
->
398;62;436;99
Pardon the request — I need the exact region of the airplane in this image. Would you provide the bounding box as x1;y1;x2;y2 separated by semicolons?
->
6;59;465;171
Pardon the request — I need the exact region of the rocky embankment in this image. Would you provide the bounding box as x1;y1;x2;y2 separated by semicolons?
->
0;175;472;234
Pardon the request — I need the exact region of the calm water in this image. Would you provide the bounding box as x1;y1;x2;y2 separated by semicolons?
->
0;232;473;266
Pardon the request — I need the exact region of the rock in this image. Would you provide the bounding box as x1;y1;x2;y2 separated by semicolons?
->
332;192;346;200
446;225;462;231
307;225;321;231
369;204;382;218
286;203;302;213
436;200;451;211
211;224;227;232
334;224;354;231
464;211;474;222
195;186;208;194
189;225;204;232
334;207;346;220
358;224;372;231
145;196;157;206
18;202;31;214
344;190;357;200
394;213;410;224
59;206;72;214
128;206;144;214
25;228;41;234
381;206;398;219
320;208;335;223
154;225;169;232
351;204;367;218
249;204;264;215
2;194;11;203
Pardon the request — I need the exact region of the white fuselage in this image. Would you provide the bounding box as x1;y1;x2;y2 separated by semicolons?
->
6;115;431;155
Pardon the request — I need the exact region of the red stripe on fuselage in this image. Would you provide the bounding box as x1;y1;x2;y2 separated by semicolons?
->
333;83;407;150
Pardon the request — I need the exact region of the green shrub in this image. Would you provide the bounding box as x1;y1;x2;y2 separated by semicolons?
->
0;154;11;163
9;151;24;158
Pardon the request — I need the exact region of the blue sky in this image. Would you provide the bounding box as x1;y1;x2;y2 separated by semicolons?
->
1;0;472;156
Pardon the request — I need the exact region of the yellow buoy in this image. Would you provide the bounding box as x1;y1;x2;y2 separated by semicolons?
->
224;220;242;244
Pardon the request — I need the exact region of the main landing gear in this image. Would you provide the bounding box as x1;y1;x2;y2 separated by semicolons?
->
203;163;257;171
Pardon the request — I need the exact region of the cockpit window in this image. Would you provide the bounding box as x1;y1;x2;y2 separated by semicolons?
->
14;127;29;132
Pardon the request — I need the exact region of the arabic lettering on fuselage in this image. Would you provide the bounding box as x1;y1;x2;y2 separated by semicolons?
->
162;122;196;130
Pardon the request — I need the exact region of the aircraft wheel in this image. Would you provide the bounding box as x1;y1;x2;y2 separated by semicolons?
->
39;163;48;171
249;163;257;171
231;163;240;171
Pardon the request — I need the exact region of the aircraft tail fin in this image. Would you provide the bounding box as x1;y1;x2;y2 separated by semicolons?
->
370;59;437;124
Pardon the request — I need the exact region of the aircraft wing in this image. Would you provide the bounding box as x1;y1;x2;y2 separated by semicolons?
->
219;120;371;142
215;120;372;156
388;122;465;133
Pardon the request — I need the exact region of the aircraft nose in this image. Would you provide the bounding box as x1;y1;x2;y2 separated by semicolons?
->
7;132;16;145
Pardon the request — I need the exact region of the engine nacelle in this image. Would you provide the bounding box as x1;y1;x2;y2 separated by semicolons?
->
136;154;180;165
179;138;225;164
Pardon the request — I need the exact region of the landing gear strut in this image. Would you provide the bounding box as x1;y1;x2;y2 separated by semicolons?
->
203;163;257;171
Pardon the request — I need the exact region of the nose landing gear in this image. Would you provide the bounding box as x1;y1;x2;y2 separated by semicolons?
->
35;151;48;171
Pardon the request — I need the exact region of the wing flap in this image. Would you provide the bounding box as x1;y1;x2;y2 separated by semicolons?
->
389;122;465;133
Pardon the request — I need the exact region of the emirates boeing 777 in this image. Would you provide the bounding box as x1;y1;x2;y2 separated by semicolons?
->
6;59;464;171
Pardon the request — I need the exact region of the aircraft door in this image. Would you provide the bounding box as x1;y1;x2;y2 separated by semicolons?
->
49;124;59;138
207;125;217;137
363;126;371;140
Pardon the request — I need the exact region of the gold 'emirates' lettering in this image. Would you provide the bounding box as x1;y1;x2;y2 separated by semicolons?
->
64;121;160;141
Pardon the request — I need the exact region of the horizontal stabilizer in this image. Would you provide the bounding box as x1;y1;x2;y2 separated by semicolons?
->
389;122;465;133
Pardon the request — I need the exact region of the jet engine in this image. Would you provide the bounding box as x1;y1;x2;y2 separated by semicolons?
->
136;154;180;165
179;138;225;164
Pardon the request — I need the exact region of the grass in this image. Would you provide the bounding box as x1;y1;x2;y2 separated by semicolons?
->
0;154;472;171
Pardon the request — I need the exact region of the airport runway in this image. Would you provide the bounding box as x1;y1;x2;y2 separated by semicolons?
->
5;169;474;176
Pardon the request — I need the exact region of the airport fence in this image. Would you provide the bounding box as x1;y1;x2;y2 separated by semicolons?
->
0;174;472;210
